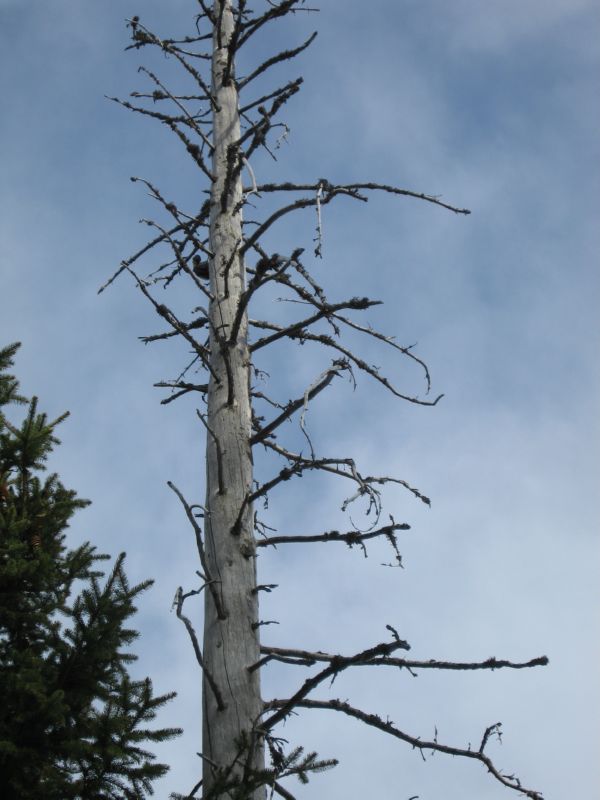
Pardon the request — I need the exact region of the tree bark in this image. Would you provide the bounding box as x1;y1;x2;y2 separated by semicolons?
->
202;2;264;796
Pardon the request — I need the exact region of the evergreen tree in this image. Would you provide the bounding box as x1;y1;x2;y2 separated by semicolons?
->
0;342;181;799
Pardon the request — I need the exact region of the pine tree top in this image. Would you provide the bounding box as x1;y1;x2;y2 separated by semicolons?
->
0;343;181;800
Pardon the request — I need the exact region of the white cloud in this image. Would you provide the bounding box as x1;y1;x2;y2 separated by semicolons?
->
1;1;598;798
439;0;598;53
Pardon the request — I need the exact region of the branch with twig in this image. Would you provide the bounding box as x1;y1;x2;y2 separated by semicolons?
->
257;439;430;522
248;296;379;353
255;519;410;565
259;636;412;728
154;380;209;405
247;178;471;215
228;248;304;345
167;481;226;620
175;587;227;712
238;31;317;89
265;697;544;799
255;644;549;675
251;359;350;446
126;267;218;382
251;321;443;406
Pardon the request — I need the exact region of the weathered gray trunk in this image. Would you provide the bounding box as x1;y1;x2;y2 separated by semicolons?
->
202;2;264;796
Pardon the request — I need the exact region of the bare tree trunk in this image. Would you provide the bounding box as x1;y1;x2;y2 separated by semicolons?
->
111;6;548;798
202;2;263;795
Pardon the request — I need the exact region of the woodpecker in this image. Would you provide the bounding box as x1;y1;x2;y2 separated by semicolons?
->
192;255;210;279
255;253;280;275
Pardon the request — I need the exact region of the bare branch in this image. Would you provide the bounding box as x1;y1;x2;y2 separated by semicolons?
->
98;198;211;294
240;186;358;256
127;18;217;106
99;229;181;295
134;216;212;295
313;180;324;257
255;520;410;549
140;314;208;345
237;1;318;49
137;65;214;152
197;410;225;495
248;297;379;354
257;646;549;674
260;637;412;729
263;698;544;800
238;32;317;90
251;322;443;407
251;179;471;215
257;440;428;525
126;267;217;381
222;0;245;86
251;359;349;445
224;81;304;204
289;251;328;305
331;312;433;394
480;722;502;754
239;77;303;115
229;249;304;345
175;587;227;711
196;1;215;25
154;381;209;405
107;91;214;179
167;481;227;620
345;475;431;508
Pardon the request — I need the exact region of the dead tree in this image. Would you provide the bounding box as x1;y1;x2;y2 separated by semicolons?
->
101;3;547;798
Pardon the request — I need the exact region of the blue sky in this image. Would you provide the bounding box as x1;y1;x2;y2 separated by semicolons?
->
1;1;599;798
